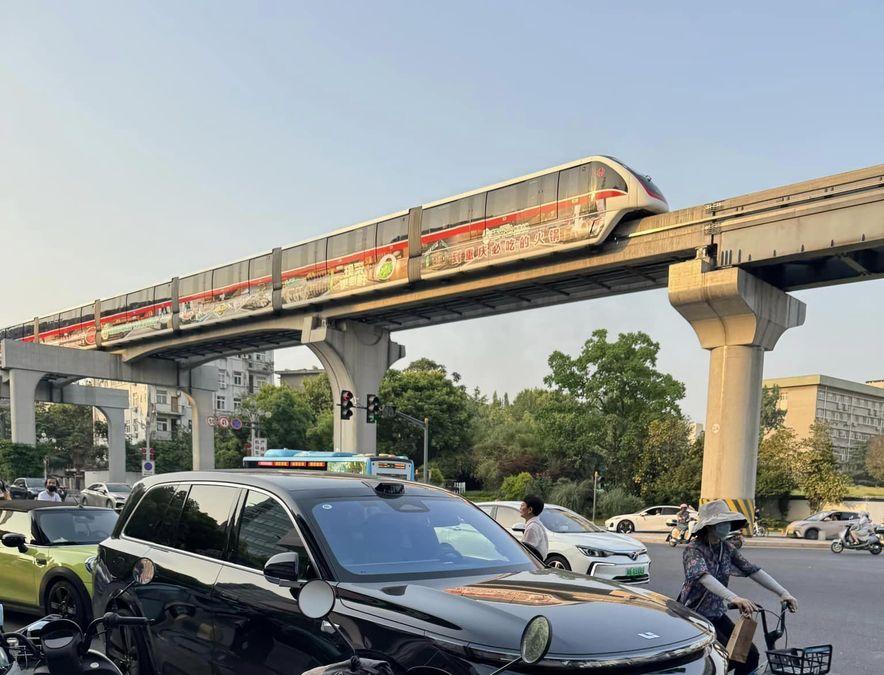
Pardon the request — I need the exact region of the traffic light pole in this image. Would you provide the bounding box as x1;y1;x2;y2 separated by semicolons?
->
382;406;429;483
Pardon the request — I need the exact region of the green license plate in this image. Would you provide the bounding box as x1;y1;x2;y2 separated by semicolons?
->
627;566;645;577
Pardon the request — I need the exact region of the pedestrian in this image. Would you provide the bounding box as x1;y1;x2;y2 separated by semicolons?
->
519;494;548;560
37;477;63;502
0;478;9;500
677;500;797;675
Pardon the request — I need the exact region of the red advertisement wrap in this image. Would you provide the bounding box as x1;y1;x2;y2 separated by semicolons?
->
178;282;273;329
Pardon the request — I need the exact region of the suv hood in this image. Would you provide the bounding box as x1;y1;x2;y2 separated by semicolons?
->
338;569;712;661
553;531;644;552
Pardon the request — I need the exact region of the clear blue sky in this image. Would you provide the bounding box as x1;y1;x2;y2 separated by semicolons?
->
1;3;882;421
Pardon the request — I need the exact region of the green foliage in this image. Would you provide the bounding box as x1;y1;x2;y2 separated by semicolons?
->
864;435;884;484
247;385;318;451
756;427;799;499
214;427;247;469
796;422;850;511
35;403;104;470
635;416;702;504
0;441;46;479
548;478;595;514
428;466;445;486
596;486;644;519
544;329;685;490
301;374;333;417
154;432;193;474
306;410;334;450
760;385;787;434
379;360;474;477
498;472;536;501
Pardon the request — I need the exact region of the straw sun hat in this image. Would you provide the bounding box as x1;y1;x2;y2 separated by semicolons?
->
693;499;747;535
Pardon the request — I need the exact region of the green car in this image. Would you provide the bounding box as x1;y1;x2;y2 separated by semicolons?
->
0;501;118;626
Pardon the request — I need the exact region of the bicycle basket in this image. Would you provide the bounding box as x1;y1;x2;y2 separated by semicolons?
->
766;645;832;675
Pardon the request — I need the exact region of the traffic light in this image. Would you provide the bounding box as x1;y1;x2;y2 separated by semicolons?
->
366;394;381;423
340;390;354;420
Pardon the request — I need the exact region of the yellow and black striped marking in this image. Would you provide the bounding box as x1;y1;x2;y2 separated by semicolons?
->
700;497;756;534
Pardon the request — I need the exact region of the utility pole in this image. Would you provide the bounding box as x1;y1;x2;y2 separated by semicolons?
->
592;470;600;522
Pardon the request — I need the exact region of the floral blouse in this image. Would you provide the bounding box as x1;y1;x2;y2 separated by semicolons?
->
677;538;760;619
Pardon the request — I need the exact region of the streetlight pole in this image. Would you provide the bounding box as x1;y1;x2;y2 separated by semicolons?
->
592;470;600;522
381;406;429;482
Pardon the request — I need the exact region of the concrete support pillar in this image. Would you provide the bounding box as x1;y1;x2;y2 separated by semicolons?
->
181;365;219;471
9;369;44;445
302;319;405;454
98;406;127;483
668;258;806;523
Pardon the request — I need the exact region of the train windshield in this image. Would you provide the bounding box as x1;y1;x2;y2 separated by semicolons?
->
624;164;666;201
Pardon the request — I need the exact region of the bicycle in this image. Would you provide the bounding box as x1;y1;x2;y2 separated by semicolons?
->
753;521;768;537
729;601;831;674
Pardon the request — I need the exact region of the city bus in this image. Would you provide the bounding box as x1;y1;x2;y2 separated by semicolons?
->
243;449;415;480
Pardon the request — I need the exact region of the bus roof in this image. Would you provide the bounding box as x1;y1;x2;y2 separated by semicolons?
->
259;449;411;461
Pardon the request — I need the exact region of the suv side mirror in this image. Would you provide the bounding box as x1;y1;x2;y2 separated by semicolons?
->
264;552;300;588
2;533;27;553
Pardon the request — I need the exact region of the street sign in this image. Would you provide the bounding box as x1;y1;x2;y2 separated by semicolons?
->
244;441;252;451
252;438;267;456
142;459;155;476
207;416;217;427
218;416;231;429
231;417;243;430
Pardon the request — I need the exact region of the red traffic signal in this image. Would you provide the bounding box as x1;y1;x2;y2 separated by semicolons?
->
340;390;354;420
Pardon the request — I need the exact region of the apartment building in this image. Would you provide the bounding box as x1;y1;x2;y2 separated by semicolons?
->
764;374;884;466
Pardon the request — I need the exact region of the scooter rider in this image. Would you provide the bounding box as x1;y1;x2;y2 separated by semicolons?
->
675;503;691;541
678;500;798;675
849;511;874;545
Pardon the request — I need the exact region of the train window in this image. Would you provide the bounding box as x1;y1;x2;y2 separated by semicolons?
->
7;324;28;340
377;216;409;245
281;240;326;274
59;308;81;329
558;163;593;201
154;282;172;304
126;288;154;314
327;224;376;263
179;271;212;299
39;314;61;334
212;261;249;292
591;162;628;193
539;173;558;222
248;254;272;284
422;195;485;235
101;295;127;319
488;180;543;226
79;304;95;325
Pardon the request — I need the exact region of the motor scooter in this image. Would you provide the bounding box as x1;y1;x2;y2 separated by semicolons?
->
665;518;693;546
2;558;155;675
298;579;553;675
830;525;882;554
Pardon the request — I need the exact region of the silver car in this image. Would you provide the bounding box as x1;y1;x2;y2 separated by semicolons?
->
785;510;860;540
80;482;132;510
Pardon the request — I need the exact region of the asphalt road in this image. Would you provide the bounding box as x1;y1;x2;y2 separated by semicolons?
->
645;542;884;674
3;544;880;674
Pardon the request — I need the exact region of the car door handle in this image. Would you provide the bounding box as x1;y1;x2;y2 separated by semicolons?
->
35;558;47;566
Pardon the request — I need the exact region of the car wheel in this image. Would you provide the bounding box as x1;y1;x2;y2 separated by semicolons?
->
804;528;819;540
44;579;90;629
106;607;153;675
546;554;571;571
617;520;635;534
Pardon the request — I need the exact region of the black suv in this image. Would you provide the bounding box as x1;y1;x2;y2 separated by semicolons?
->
93;472;727;674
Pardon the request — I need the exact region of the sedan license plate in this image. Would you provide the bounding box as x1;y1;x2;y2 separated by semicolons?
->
627;566;645;577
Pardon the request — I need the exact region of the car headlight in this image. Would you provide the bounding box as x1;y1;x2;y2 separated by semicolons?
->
577;546;610;558
84;556;97;574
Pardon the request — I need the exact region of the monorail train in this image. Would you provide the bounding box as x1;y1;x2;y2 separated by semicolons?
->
1;156;667;348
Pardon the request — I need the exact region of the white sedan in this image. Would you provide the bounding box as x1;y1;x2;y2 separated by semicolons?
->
606;505;697;534
478;501;651;584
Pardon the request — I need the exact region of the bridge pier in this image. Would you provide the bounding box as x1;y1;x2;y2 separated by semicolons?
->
96;405;127;483
8;369;45;445
668;258;806;523
302;319;405;454
181;365;219;471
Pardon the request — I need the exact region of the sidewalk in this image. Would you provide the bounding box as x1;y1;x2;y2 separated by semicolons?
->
633;532;831;549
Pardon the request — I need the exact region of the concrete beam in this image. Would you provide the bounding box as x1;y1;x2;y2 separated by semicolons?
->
669;259;806;524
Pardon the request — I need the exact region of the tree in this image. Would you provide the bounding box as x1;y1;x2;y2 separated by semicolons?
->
635;416;702;504
378;360;474;479
154;432;193;474
248;385;316;450
35;403;104;471
865;434;884;484
760;385;787;434
544;329;685;490
755;427;800;514
214;427;247;469
796;422;850;511
0;441;46;479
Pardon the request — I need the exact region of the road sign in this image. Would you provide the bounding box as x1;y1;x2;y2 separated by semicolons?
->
252;438;267;456
231;417;243;430
207;416;217;427
244;441;252;451
218;416;231;429
142;460;155;476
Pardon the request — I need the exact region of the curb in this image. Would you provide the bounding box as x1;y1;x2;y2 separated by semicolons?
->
633;533;831;549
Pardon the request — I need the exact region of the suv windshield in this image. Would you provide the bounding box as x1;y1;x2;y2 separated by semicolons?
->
540;508;603;533
302;494;536;581
24;479;44;488
105;484;131;493
35;509;118;545
806;512;831;521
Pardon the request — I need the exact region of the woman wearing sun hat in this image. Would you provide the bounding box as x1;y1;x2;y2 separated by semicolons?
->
677;500;797;675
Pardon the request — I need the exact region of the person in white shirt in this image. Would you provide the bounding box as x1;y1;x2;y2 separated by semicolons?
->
519;494;548;560
37;478;63;502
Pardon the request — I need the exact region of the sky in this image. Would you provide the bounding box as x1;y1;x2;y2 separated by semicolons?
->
1;3;882;422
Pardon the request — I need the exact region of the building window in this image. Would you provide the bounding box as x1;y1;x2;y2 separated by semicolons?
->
218;371;227;388
216;395;227;411
156;389;168;405
233;371;243;386
156;418;169;433
233;396;242;410
255;377;267;390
